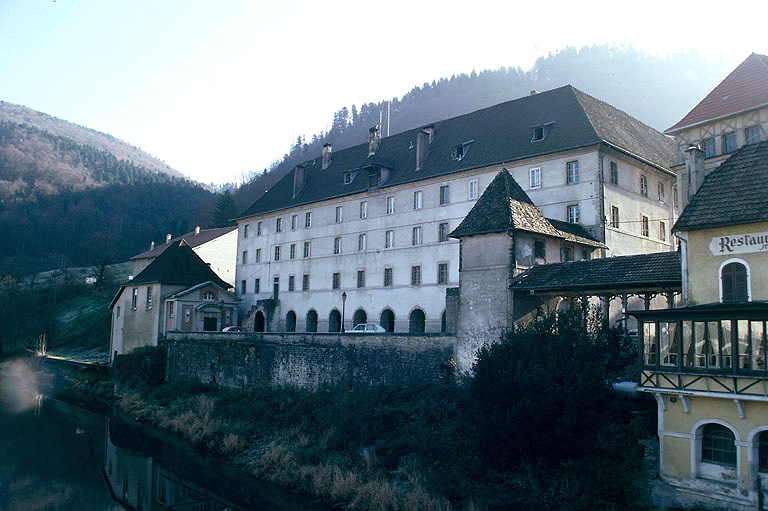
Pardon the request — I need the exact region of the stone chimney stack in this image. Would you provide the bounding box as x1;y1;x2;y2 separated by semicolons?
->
322;143;332;169
367;125;380;156
195;225;200;235
150;241;155;251
681;145;705;211
166;233;172;244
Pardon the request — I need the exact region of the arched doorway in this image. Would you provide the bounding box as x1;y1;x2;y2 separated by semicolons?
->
329;310;341;332
254;311;265;332
286;310;296;332
306;310;318;332
380;309;395;332
353;309;367;326
409;308;425;333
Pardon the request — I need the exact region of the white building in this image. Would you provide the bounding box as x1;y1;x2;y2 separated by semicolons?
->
234;86;678;333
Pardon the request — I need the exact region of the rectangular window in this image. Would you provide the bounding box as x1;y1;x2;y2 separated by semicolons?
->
242;250;248;264
240;280;246;294
567;204;579;224
384;268;393;287
334;237;342;254
386;196;395;214
566;160;579;184
357;270;365;288
745;126;760;145
276;217;282;232
658;182;665;203
439;185;450;205
611;206;620;228
702;137;716;158
335;205;343;223
360;201;368;219
563;246;573;262
385;230;394;248
641;215;649;237
358;233;367;251
288;275;295;292
302;274;309;292
332;272;340;290
131;288;138;309
305;212;312;228
291;214;298;230
640;175;648;196
529;167;541;189
412;226;422;245
534;240;546;261
411;265;421;286
243;224;249;238
274;245;281;261
659;221;666;241
146;287;152;310
439;222;449;242
438;263;448;284
722;132;737;153
255;248;261;262
413;191;423;209
257;222;263;236
468;179;479;199
290;244;296;259
609;161;618;185
116;306;121;318
254;278;260;293
303;241;310;258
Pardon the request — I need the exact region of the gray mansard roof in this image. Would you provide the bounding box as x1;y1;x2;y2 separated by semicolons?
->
237;85;676;219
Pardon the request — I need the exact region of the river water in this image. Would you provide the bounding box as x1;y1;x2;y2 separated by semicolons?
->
0;358;331;510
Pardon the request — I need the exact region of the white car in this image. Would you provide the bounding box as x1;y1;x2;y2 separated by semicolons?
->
348;323;386;334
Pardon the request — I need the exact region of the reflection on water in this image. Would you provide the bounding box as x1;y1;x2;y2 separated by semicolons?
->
0;360;331;510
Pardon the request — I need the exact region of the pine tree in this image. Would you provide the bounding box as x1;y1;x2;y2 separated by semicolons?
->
211;191;238;227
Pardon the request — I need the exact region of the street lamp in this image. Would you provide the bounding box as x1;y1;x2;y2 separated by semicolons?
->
341;292;347;332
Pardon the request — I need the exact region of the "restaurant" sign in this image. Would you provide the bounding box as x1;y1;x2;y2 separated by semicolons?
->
710;232;768;255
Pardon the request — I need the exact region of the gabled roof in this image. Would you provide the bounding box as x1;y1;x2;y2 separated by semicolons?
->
673;140;768;232
166;280;238;301
129;240;230;289
510;251;681;293
666;53;768;133
237;85;675;219
449;169;605;248
130;226;236;260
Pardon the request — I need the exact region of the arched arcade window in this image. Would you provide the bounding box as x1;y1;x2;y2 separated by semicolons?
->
329;310;341;332
380;309;395;332
286;310;296;332
701;423;736;467
353;309;367;326
306;310;318;332
409;309;425;333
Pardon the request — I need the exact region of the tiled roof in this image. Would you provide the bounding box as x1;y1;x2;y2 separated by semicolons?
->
673;140;768;232
666;53;768;133
449;170;605;248
237;85;675;219
510;251;681;292
130;226;236;260
129;240;231;289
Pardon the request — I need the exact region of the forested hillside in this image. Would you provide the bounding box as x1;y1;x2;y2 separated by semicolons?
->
230;45;731;211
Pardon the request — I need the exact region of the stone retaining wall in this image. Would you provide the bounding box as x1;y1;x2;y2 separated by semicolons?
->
163;332;461;389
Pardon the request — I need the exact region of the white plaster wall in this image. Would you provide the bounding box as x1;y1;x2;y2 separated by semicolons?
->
193;229;237;286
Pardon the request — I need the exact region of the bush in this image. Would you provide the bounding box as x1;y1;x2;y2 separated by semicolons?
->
471;308;636;467
113;345;167;389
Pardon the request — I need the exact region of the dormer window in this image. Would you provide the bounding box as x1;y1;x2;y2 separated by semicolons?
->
343;172;352;184
530;122;553;143
452;140;473;161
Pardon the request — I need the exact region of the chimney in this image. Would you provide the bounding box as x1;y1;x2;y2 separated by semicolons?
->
321;143;332;169
415;127;434;169
166;233;172;244
150;241;155;251
367;125;380;155
195;225;200;235
681;144;705;211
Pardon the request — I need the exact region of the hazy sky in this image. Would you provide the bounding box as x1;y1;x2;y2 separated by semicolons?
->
1;1;767;184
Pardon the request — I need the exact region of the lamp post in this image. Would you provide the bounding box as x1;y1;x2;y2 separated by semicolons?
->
341;292;347;332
